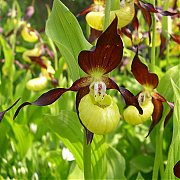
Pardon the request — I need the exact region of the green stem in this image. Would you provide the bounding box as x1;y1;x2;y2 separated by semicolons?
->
103;0;111;30
152;120;164;180
83;130;92;180
150;12;156;72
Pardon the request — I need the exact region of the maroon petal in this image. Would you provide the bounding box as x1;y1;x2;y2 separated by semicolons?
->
131;10;139;31
103;77;143;114
78;16;123;75
77;6;93;17
0;98;20;122
147;97;163;136
29;56;47;69
119;27;132;42
136;1;152;29
14;77;92;119
131;52;159;89
170;34;180;45
159;10;178;16
164;108;174;127
76;86;93;144
174;160;180;178
152;92;174;108
139;2;158;13
160;34;167;56
152;92;174;127
89;28;102;43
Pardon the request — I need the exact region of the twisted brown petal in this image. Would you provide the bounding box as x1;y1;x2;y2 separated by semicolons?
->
147;97;163;136
0;98;20;122
171;34;180;45
14;77;92;120
131;52;159;89
78;17;123;75
152;92;174;127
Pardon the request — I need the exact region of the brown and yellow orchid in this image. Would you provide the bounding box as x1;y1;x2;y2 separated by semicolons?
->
12;17;142;144
123;52;174;135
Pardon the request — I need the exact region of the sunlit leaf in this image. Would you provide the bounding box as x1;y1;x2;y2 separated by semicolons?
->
106;146;126;179
45;0;91;80
11;122;33;158
0;35;14;77
163;79;180;179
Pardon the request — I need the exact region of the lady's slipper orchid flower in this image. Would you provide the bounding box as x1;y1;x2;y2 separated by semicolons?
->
21;24;39;43
13;17;142;144
123;52;174;135
86;0;135;31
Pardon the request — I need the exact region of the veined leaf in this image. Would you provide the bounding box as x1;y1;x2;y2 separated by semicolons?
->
44;111;84;169
163;80;180;179
45;0;92;80
0;35;14;77
10;120;33;158
157;64;180;101
106;146;126;179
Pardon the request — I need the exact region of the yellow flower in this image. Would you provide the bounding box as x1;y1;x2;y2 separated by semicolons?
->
21;24;38;43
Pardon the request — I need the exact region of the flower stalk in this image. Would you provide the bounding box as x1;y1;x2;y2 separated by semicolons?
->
150;6;156;72
152;120;164;180
83;130;92;179
103;0;111;30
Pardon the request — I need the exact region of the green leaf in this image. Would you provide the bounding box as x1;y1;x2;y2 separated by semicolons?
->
10;121;33;158
45;0;91;80
163;80;180;179
130;155;154;174
44;111;84;169
106;146;126;179
157;64;180;101
136;172;145;180
0;35;14;77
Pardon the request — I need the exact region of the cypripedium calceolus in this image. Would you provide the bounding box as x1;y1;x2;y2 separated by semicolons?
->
21;23;39;43
22;45;56;91
12;17;142;144
123;52;174;135
86;0;135;31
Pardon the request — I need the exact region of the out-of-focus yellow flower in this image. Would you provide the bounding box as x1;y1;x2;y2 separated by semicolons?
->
22;47;42;62
86;0;135;31
26;76;48;91
21;24;38;43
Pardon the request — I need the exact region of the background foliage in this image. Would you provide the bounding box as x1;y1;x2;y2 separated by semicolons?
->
0;0;179;179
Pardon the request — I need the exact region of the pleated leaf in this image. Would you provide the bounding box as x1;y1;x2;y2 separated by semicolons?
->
45;0;92;80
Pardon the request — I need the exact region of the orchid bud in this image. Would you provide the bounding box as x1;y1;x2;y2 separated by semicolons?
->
79;94;120;135
26;76;48;91
123;96;154;125
21;24;38;43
